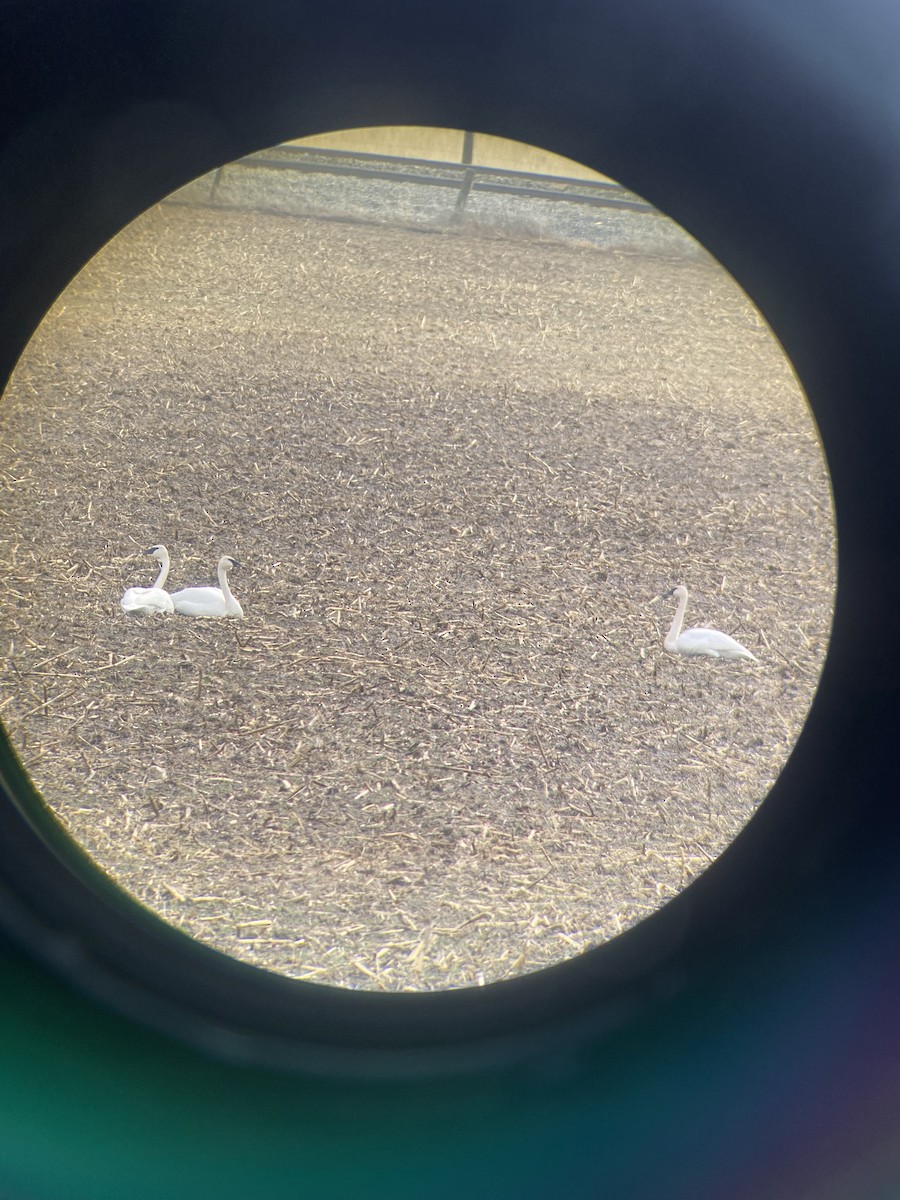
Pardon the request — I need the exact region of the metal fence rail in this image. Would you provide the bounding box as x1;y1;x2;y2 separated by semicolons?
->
211;142;656;216
166;138;704;258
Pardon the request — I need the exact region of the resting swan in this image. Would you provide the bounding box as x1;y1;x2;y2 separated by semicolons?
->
663;585;757;661
120;545;174;614
170;555;244;618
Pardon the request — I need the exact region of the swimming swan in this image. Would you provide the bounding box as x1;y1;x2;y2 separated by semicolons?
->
663;585;757;661
170;555;244;618
120;545;174;614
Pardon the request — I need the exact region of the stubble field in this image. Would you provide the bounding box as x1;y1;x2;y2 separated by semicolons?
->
0;199;834;990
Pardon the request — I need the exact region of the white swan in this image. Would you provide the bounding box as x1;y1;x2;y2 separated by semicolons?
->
120;545;174;614
663;585;757;661
170;555;244;618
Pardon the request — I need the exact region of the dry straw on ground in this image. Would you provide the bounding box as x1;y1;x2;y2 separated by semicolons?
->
0;197;833;990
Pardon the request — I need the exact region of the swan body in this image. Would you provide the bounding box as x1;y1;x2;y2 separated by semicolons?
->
171;555;243;618
663;585;757;661
120;545;174;614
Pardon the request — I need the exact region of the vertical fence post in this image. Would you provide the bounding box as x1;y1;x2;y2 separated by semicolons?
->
454;130;476;218
209;166;225;204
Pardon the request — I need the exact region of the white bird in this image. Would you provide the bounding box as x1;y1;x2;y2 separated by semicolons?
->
120;544;174;614
170;555;244;618
663;585;757;661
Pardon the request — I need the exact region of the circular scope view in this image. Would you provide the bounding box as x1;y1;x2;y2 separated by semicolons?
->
0;127;834;989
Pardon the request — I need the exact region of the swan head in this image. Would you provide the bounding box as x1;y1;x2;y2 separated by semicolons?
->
219;555;240;572
144;544;169;563
667;585;688;601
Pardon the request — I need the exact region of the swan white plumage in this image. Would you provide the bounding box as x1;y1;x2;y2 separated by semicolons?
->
170;555;244;618
663;585;757;661
120;545;174;614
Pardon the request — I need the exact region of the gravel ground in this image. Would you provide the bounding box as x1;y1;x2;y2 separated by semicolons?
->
0;190;834;990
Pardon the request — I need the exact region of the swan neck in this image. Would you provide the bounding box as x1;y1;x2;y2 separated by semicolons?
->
664;590;688;650
217;562;240;613
153;554;169;590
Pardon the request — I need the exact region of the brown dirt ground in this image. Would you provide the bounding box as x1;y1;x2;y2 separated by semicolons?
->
0;200;834;991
